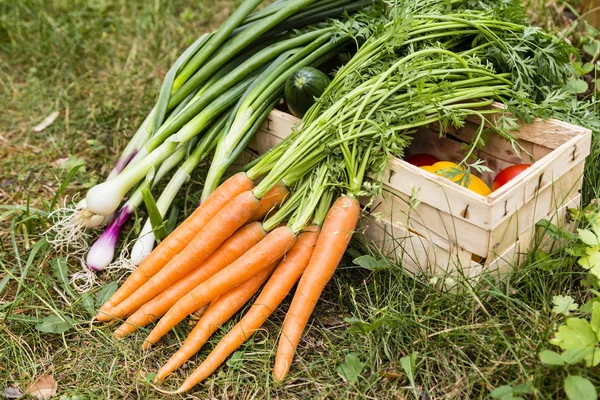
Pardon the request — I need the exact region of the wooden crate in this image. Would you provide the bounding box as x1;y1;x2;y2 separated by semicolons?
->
249;108;592;279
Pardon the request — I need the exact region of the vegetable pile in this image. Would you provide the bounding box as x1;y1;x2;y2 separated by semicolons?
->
46;0;581;392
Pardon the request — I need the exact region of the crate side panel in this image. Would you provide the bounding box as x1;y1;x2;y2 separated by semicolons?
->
360;216;473;276
368;188;491;256
488;134;590;228
488;162;583;255
385;159;492;229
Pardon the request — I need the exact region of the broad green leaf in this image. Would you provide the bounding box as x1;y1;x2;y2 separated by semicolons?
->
512;383;533;395
353;255;390;271
578;229;600;247
537;220;578;242
35;314;73;334
564;376;597;400
539;350;565;366
490;385;514;399
143;372;157;383
95;281;118;308
561;347;594;365
336;353;365;385
549;318;597;350
567;244;588;258
578;247;600;279
344;316;387;335
400;352;417;389
52;258;76;299
566;78;589;94
584;348;600;367
80;293;96;317
552;295;579;316
583;41;600;58
226;351;243;369
573;62;595;76
580;298;600;314
591;303;600;335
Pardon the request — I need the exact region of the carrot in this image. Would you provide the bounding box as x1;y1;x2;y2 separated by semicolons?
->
248;183;289;223
98;190;261;322
273;196;360;381
113;222;267;339
155;258;282;381
142;225;297;348
97;172;254;315
169;226;320;389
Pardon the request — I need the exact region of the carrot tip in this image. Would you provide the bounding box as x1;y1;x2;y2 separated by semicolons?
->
273;373;286;382
273;362;290;382
96;313;113;322
141;341;152;351
176;383;194;394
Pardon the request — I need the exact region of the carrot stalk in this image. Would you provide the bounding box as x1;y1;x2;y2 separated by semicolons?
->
99;190;261;322
142;225;297;348
97;172;254;315
273;196;359;381
247;183;288;223
156;259;281;381
113;222;267;338
170;226;320;390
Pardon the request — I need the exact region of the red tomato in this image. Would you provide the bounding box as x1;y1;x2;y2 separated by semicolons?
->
404;153;440;167
492;164;531;191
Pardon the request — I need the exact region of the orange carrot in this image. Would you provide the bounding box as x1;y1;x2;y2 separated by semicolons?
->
97;172;254;315
98;190;261;322
273;196;360;381
155;259;282;381
142;225;297;348
248;183;289;223
169;226;320;389
113;222;267;339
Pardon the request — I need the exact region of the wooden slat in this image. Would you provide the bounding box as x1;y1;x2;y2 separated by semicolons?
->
368;188;491;256
488;161;585;255
487;133;590;228
360;216;473;276
385;158;492;227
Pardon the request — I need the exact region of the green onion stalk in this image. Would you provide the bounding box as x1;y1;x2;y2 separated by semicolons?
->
85;76;256;217
80;107;229;287
72;142;192;291
46;83;201;254
201;30;348;200
127;113;229;266
82;32;326;216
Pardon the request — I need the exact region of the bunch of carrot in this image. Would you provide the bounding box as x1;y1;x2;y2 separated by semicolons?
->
90;0;577;393
95;161;357;392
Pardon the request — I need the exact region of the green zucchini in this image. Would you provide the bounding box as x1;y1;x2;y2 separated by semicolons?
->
284;67;330;117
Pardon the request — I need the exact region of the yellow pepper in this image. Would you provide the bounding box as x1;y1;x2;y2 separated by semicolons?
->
420;162;492;197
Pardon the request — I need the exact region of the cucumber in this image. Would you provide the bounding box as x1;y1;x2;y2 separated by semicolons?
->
284;67;330;118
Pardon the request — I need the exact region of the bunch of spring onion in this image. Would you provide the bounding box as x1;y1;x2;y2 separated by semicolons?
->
47;0;372;289
91;0;577;391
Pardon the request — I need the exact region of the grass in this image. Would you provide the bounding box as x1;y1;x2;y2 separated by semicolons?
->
1;0;599;399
